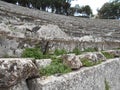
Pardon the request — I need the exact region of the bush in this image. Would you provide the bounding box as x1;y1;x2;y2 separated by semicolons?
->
21;48;43;59
102;52;114;59
81;58;101;67
83;47;98;52
39;57;71;76
72;48;82;55
54;49;67;56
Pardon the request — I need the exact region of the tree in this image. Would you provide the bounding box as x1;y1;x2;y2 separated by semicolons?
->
2;0;71;15
81;5;92;16
2;0;17;3
98;1;120;19
63;2;71;15
69;5;92;17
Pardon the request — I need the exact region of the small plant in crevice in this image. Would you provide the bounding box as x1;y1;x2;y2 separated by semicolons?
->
54;49;67;56
102;52;114;59
114;48;120;50
83;47;98;52
39;57;72;76
70;47;98;55
21;48;44;59
80;58;102;67
105;79;110;90
72;47;82;55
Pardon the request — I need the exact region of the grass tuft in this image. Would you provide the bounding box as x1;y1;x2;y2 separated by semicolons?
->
54;49;67;56
102;52;114;59
39;57;72;76
81;58;102;67
105;79;110;90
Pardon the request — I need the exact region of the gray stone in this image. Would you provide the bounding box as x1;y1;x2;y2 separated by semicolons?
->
0;80;29;90
15;49;23;57
78;52;106;62
37;24;69;39
62;54;82;69
0;23;11;34
27;58;120;90
0;58;39;88
35;59;52;69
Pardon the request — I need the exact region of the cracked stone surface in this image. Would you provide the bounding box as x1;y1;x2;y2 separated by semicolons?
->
0;58;39;88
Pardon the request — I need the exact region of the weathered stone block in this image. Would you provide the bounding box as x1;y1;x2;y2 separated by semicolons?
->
0;80;29;90
62;54;82;69
0;58;39;88
78;52;106;62
35;59;52;69
27;58;120;90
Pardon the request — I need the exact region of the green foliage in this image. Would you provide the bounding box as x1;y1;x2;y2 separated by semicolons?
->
83;47;98;52
2;0;17;3
69;5;93;16
81;58;102;67
54;49;67;56
102;52;114;59
71;47;97;55
2;0;70;15
21;48;67;59
72;48;82;55
98;1;120;19
81;58;94;67
81;5;93;16
21;48;44;59
40;57;71;76
115;48;120;50
105;79;110;90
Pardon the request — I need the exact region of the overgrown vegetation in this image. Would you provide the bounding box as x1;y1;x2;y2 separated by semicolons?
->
21;47;116;76
21;47;99;59
105;79;110;90
39;57;71;76
22;48;45;59
114;48;120;50
83;47;98;52
2;0;93;16
21;48;71;76
102;52;114;59
71;47;98;55
54;49;67;56
72;48;82;55
98;0;120;19
81;58;102;67
21;48;68;59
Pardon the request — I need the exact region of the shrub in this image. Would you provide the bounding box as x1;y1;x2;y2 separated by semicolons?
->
72;48;82;55
83;47;98;52
114;48;120;50
102;52;114;59
81;58;102;67
71;47;98;55
54;49;67;56
39;57;71;76
21;48;43;59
